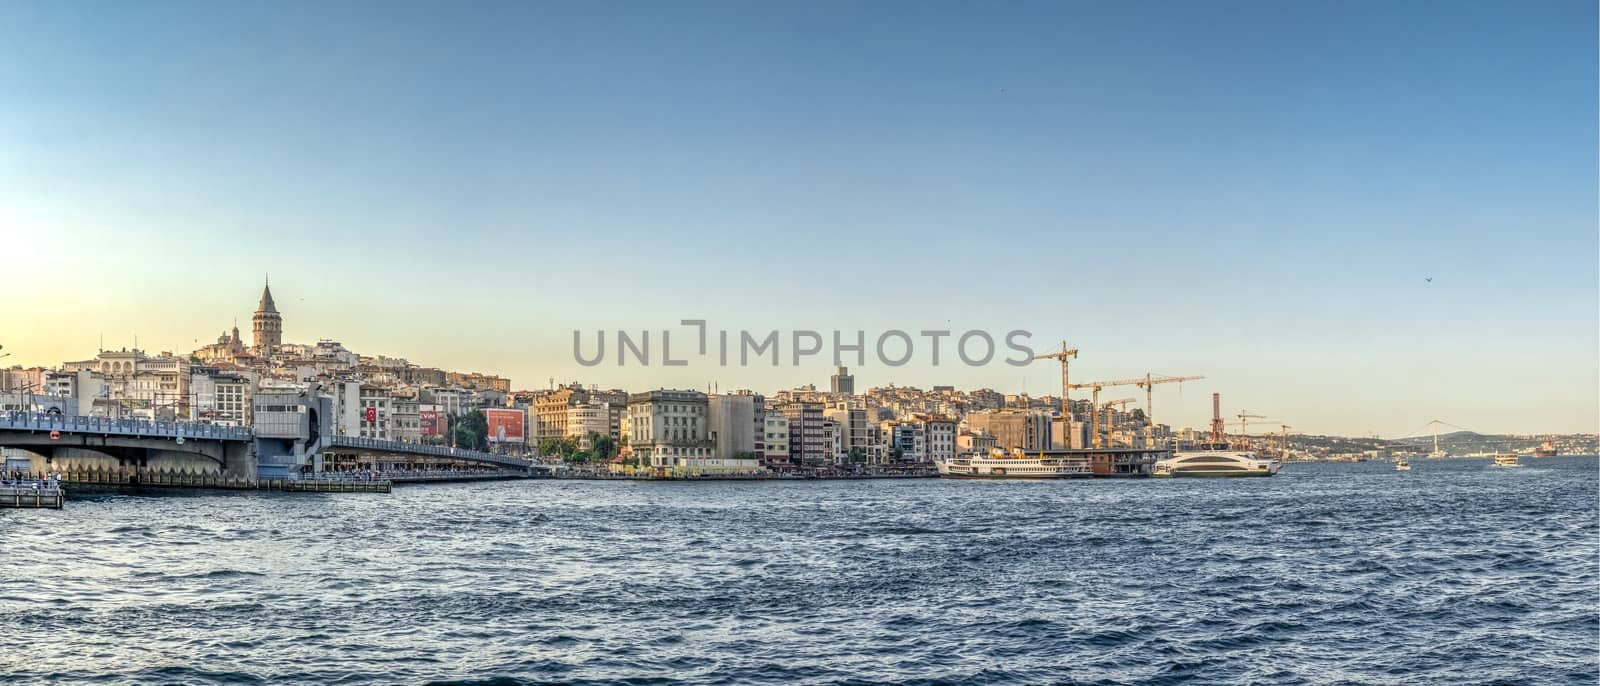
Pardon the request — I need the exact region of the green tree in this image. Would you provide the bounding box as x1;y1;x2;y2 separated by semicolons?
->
591;432;617;461
847;447;867;464
538;437;562;458
450;411;488;450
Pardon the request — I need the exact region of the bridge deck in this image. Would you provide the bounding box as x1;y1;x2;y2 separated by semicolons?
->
0;412;252;441
324;435;532;470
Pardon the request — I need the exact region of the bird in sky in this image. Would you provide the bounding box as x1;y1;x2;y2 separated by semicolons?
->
1425;277;1433;283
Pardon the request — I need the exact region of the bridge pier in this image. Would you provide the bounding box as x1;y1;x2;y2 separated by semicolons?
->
222;441;255;480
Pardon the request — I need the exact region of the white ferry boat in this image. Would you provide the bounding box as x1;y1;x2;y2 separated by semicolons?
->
937;448;1093;479
1491;453;1521;468
1152;449;1280;478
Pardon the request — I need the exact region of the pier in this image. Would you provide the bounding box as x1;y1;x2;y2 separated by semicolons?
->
0;482;64;509
41;469;391;494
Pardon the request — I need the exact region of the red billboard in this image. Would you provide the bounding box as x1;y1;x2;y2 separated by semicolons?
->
483;408;526;444
420;409;447;437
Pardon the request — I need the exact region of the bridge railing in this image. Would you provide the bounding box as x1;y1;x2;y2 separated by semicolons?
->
324;435;532;469
0;411;254;441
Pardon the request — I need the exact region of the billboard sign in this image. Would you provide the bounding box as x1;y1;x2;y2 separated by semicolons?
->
483;408;525;444
420;409;447;437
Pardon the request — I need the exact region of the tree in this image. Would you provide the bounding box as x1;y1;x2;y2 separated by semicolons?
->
538;437;562;458
889;446;905;462
591;432;618;461
450;411;488;450
847;447;867;464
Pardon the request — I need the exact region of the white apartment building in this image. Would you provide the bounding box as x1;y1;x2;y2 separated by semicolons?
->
763;412;790;463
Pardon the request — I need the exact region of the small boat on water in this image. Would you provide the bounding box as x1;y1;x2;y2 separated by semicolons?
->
1152;449;1279;478
1491;453;1521;468
1395;458;1411;471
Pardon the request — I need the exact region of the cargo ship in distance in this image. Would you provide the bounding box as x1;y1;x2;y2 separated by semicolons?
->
937;447;1169;479
1534;441;1559;457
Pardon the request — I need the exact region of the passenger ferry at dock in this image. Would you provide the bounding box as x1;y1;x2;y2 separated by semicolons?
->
937;447;1167;479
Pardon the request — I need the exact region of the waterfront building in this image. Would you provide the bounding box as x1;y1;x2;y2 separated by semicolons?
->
923;416;957;463
707;391;765;460
358;387;394;440
538;384;627;445
778;401;826;466
822;418;843;463
568;400;614;450
958;430;998;455
190;367;255;426
762;412;790;464
824;404;873;462
966;409;1053;451
628;389;713;469
883;420;925;462
392;396;421;443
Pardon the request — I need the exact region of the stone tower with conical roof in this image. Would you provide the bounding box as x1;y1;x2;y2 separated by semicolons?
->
252;275;282;354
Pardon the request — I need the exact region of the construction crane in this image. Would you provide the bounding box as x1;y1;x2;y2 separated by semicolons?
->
1235;411;1268;447
1132;373;1203;445
1101;398;1137;448
1031;340;1078;440
1224;418;1269;450
1067;377;1148;449
1102;397;1137;412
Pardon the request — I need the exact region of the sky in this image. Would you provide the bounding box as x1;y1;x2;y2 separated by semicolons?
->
0;0;1595;437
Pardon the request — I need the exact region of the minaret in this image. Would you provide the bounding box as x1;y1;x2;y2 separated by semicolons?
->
252;275;282;354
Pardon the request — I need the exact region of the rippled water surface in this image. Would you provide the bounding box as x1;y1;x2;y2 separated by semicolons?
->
3;457;1596;685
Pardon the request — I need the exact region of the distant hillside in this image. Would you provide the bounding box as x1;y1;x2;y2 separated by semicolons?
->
1289;431;1596;456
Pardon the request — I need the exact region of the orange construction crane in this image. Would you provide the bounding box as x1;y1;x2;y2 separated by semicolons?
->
1133;373;1203;445
1236;410;1268;441
1031;340;1078;439
1102;397;1137;412
1067;377;1147;448
1101;398;1138;447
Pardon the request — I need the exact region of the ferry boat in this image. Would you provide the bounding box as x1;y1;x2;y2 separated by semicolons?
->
1395;458;1411;471
938;448;1092;479
1152;449;1280;478
937;447;1168;479
1491;453;1521;468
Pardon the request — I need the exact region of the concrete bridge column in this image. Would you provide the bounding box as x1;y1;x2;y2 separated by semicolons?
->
222;441;255;480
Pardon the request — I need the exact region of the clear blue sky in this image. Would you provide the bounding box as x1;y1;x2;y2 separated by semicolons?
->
1;0;1595;436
